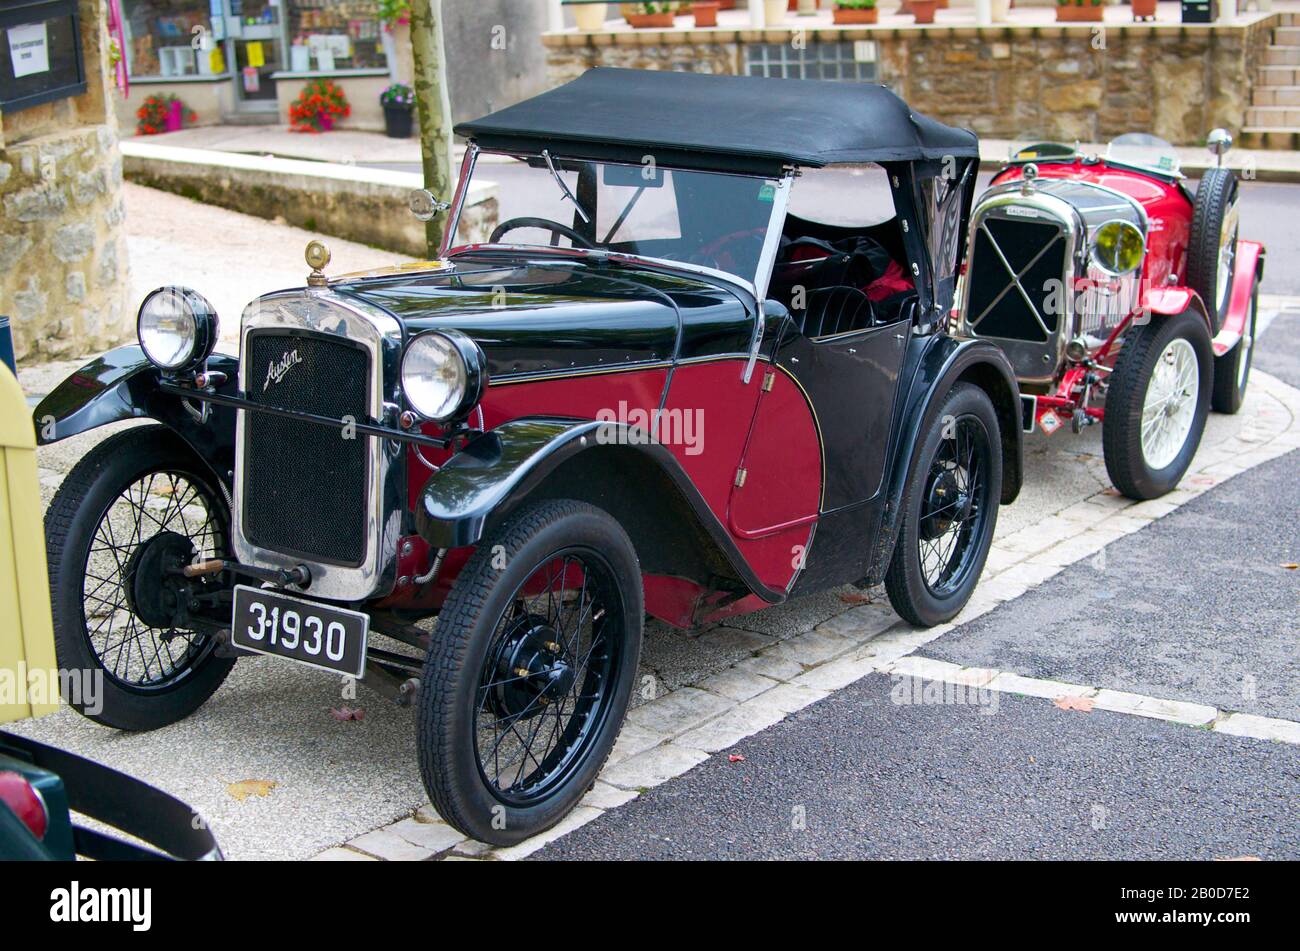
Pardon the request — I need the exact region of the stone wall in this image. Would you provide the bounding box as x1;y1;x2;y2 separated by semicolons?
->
1;0;132;365
544;18;1277;146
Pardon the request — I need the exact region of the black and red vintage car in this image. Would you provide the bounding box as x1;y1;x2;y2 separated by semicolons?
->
34;69;1021;844
957;133;1264;500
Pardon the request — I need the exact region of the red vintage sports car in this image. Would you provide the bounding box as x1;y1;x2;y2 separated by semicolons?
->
957;132;1263;499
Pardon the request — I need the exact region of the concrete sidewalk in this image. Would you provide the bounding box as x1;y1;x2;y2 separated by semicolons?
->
127;124;1300;182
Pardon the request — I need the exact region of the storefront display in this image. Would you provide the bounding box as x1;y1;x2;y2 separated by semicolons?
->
123;0;390;80
118;0;395;126
288;0;387;71
121;0;215;79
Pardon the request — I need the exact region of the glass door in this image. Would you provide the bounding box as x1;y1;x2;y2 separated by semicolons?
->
223;0;282;111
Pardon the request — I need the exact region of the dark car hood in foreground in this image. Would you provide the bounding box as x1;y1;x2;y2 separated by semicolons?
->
332;252;753;379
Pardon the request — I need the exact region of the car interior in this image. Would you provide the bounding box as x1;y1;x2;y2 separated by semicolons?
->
768;164;918;340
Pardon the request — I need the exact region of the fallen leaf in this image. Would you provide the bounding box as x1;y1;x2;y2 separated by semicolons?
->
838;591;874;605
728;754;745;763
226;779;277;801
1215;856;1262;862
1282;563;1298;571
331;706;365;721
1054;695;1095;713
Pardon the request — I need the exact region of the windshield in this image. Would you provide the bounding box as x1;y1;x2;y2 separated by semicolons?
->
1106;133;1181;176
462;153;782;285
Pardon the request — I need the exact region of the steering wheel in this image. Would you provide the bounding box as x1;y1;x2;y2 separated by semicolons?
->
490;216;595;249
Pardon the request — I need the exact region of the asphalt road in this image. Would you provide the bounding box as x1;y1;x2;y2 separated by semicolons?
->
537;673;1299;860
537;314;1300;860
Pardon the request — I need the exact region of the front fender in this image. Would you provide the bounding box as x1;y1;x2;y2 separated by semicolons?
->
1140;286;1212;328
416;418;601;549
415;416;788;602
32;345;239;489
1213;238;1265;356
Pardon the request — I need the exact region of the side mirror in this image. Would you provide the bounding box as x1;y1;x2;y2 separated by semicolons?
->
408;189;450;222
1206;128;1233;167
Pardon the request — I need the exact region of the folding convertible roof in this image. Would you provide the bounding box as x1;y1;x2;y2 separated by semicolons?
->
456;68;980;176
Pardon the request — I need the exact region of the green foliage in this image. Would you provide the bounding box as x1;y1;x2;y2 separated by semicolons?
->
377;0;411;26
835;0;877;8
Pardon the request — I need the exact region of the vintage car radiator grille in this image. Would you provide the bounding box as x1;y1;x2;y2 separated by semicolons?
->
967;218;1066;344
242;332;371;566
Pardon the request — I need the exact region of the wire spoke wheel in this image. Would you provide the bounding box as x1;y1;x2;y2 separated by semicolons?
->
1139;337;1199;471
80;468;225;691
472;547;624;807
916;416;993;597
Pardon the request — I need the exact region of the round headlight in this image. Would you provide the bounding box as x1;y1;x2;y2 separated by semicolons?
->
1090;220;1145;276
401;330;487;423
137;287;219;371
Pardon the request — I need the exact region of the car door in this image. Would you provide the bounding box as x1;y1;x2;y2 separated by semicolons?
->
729;303;910;534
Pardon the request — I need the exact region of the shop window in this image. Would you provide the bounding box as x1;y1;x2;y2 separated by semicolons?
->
0;0;87;112
121;0;220;79
287;0;388;72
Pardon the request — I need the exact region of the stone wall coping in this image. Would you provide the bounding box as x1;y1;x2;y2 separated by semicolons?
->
119;140;498;205
542;14;1276;47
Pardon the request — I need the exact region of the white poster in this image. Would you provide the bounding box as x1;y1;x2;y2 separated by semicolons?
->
8;22;50;79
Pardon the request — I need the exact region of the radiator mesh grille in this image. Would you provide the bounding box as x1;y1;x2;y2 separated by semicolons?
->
243;332;371;566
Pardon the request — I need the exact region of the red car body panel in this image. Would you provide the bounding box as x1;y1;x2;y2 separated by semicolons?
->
381;357;824;626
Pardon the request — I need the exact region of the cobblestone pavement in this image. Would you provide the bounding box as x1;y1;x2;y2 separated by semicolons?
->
9;186;1298;860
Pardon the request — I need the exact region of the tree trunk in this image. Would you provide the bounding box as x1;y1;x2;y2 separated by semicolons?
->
408;0;454;258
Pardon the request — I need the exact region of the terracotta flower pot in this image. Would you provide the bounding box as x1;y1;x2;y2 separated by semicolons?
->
910;0;939;23
833;6;879;23
1131;0;1157;18
572;2;609;30
626;10;675;26
717;0;735;7
693;1;719;25
1055;2;1105;20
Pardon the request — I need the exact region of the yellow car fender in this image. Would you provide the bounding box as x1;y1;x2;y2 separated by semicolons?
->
0;364;59;723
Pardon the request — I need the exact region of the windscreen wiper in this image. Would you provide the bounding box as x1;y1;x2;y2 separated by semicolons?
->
541;149;591;225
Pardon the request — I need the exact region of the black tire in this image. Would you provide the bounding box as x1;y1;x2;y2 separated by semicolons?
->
419;500;643;845
1211;279;1257;415
1187;166;1239;334
45;425;236;731
885;383;1002;627
1103;311;1213;500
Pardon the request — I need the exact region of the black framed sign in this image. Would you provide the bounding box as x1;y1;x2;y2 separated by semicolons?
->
0;0;86;113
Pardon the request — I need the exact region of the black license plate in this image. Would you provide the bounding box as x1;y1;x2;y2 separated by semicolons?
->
231;585;367;678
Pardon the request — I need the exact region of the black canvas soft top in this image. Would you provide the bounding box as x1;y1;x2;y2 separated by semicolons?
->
455;68;980;176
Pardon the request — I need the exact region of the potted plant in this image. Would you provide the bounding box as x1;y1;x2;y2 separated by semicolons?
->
765;0;789;23
693;1;720;25
564;0;611;30
833;0;878;23
626;2;676;26
910;0;940;22
1056;0;1105;21
380;82;415;139
136;94;196;135
289;78;350;133
1131;0;1157;19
